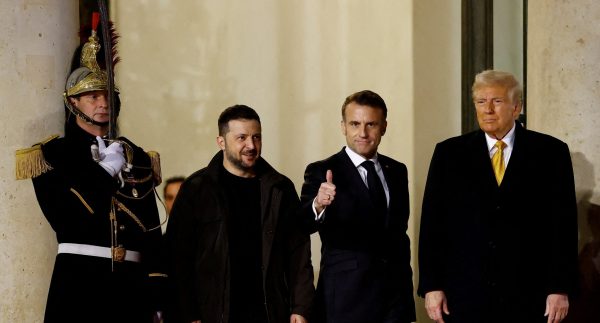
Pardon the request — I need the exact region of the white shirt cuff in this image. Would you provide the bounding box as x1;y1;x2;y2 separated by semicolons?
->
312;198;326;221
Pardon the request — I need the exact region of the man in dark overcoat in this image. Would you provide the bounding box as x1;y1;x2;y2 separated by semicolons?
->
418;70;578;323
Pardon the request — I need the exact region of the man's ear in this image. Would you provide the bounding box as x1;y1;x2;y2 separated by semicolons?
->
513;103;523;119
340;120;346;136
68;97;78;107
381;120;388;136
216;136;225;150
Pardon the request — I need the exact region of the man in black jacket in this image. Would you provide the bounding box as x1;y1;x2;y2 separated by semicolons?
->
167;105;314;323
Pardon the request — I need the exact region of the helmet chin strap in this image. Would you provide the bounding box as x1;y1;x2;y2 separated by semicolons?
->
64;97;109;127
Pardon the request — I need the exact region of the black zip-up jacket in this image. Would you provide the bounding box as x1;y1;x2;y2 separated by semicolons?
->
167;151;314;323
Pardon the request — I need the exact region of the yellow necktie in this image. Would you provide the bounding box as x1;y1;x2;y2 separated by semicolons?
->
491;140;507;185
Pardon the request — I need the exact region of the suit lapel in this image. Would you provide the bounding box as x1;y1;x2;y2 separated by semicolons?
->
335;149;370;198
379;156;400;231
500;123;527;189
468;131;499;191
334;149;386;227
378;155;395;208
471;124;527;191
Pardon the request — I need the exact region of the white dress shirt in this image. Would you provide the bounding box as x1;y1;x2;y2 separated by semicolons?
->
485;122;516;167
313;147;389;220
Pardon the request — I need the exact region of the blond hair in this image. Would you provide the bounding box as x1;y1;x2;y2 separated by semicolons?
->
472;70;522;105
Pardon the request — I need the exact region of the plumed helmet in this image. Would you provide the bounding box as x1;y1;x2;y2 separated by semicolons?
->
63;12;120;127
64;16;119;98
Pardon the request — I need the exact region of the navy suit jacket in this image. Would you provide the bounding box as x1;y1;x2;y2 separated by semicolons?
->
418;123;578;323
300;148;416;323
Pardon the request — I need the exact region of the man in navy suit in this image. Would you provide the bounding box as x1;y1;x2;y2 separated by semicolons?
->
418;70;578;323
300;90;416;323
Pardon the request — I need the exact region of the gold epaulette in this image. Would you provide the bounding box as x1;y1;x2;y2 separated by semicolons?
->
15;135;59;180
146;151;162;185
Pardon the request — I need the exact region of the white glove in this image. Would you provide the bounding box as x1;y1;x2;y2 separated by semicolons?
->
96;136;125;177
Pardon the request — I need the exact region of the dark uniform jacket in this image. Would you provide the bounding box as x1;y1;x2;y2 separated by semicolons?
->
300;148;416;323
167;151;314;323
31;123;165;323
418;123;578;323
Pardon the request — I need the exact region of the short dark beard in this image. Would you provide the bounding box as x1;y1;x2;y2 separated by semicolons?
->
224;149;256;173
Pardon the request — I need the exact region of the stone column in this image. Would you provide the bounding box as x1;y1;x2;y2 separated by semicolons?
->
0;1;78;321
529;1;600;320
528;0;600;233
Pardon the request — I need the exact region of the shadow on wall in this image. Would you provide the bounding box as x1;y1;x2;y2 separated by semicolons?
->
565;152;600;322
565;203;600;322
571;152;595;251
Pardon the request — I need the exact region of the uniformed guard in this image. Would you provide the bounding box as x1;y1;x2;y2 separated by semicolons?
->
16;12;167;323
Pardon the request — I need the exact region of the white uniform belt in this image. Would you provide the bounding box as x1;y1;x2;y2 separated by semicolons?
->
57;243;141;263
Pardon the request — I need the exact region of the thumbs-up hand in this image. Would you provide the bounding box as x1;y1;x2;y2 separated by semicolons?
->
315;169;336;213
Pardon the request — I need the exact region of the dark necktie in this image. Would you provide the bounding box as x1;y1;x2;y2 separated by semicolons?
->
361;160;388;217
